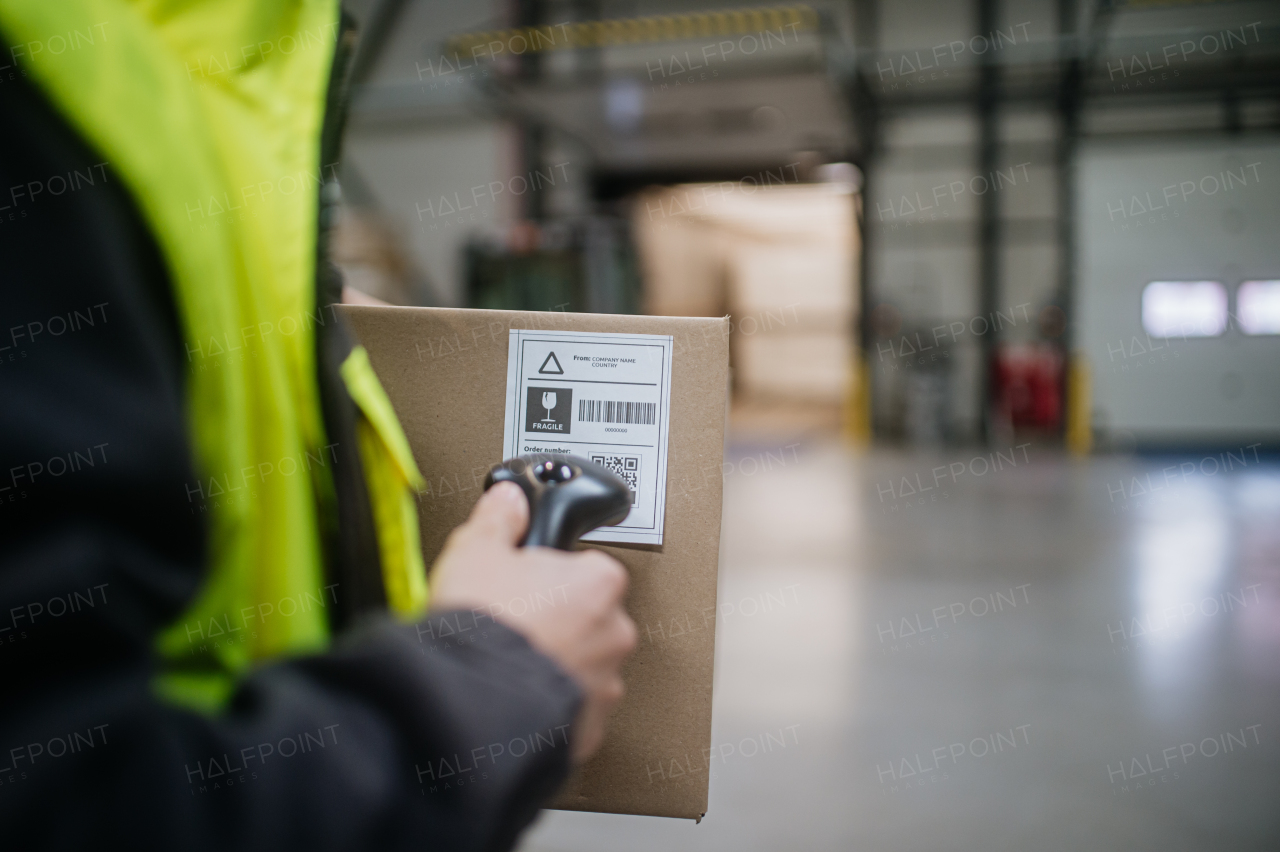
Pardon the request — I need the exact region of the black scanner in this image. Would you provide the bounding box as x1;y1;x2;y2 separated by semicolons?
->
483;454;633;550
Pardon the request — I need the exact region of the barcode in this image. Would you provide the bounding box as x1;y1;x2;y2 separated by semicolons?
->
578;400;656;425
591;454;640;505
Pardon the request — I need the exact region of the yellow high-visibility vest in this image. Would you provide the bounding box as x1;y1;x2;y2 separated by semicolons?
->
0;0;428;711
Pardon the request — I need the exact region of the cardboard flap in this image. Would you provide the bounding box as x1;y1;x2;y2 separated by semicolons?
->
339;305;729;820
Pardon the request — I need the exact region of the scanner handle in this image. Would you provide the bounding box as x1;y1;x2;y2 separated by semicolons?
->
484;454;632;550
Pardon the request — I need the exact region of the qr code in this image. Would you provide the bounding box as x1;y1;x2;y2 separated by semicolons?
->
591;454;639;506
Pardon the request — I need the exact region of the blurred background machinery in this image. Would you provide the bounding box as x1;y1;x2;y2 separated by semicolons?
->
334;0;1280;453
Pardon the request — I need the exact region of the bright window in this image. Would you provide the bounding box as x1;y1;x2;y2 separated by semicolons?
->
1141;281;1227;338
1238;280;1280;335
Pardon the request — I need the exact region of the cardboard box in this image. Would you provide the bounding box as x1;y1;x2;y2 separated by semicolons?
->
340;305;729;820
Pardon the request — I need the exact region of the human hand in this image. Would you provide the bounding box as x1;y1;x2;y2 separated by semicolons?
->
428;482;638;762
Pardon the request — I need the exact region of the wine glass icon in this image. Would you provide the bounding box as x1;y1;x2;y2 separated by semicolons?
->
541;391;557;421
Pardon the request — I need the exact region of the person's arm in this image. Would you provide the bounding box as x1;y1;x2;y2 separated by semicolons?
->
0;63;629;852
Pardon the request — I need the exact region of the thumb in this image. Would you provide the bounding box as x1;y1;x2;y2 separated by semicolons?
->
465;481;529;547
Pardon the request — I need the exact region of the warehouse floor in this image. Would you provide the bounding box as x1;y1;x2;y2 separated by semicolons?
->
519;440;1280;852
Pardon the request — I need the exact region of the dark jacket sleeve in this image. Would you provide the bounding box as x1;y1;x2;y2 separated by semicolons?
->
0;61;579;852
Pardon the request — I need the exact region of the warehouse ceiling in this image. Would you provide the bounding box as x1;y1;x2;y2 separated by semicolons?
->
346;2;857;172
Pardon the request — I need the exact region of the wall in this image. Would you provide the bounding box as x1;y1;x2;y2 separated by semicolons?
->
344;122;519;306
1076;138;1280;446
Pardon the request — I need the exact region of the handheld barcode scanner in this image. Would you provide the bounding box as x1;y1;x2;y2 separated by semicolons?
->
484;454;633;550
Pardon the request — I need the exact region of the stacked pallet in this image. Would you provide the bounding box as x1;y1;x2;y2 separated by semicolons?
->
633;182;858;406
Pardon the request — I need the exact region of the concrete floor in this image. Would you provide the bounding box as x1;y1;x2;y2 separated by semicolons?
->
518;439;1280;852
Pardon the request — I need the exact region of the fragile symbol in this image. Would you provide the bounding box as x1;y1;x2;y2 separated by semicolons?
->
538;352;564;374
525;387;571;434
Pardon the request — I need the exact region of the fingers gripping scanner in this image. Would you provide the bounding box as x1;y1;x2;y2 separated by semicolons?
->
484;454;632;550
